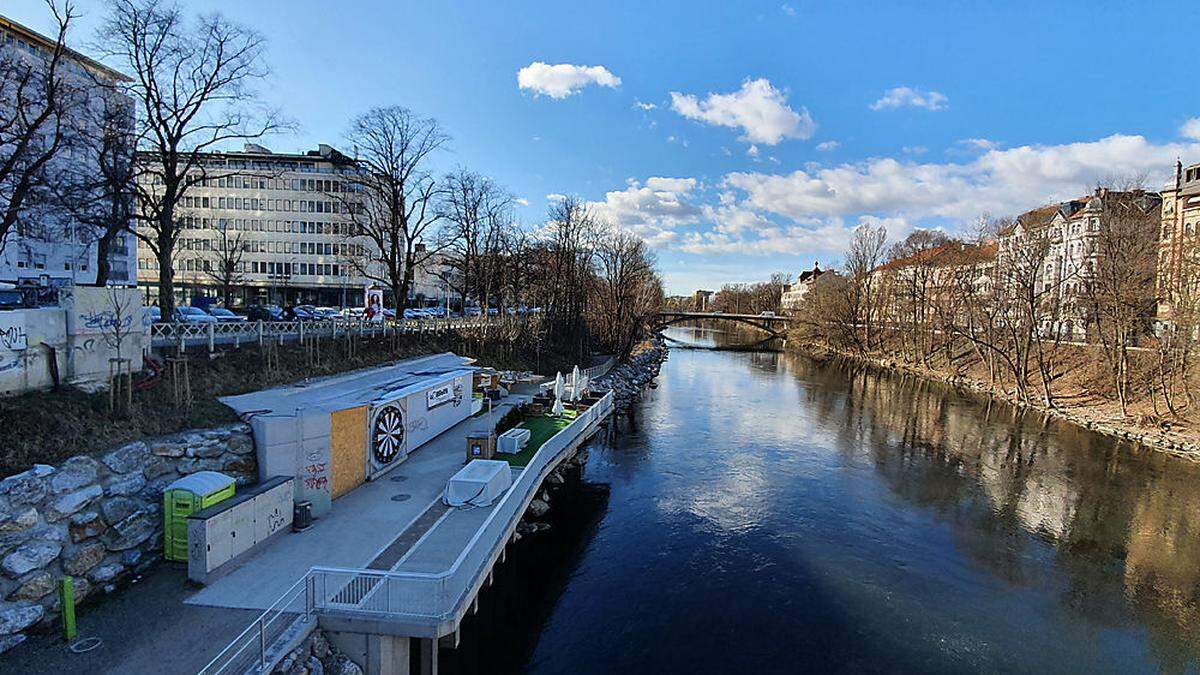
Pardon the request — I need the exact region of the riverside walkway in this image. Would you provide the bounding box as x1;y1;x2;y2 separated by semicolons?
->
198;390;614;674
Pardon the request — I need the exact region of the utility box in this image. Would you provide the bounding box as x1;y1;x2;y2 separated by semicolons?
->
186;476;294;584
163;471;236;562
444;460;512;507
466;434;496;462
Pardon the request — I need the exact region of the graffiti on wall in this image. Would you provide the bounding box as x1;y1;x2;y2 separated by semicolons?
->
78;310;135;333
1;313;28;351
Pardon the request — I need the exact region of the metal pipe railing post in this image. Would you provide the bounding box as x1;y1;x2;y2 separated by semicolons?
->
258;617;266;667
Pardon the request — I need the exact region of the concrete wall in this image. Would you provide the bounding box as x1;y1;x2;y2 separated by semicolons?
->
0;286;145;397
0;424;255;655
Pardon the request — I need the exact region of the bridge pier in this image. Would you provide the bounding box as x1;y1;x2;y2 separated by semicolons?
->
326;632;440;675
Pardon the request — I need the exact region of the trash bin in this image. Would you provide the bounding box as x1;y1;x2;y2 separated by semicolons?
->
163;471;236;562
293;500;314;532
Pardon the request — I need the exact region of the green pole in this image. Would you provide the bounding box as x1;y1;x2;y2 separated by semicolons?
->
59;577;76;642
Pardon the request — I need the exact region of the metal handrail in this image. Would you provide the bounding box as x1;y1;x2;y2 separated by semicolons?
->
308;392;614;621
149;316;526;351
200;391;614;671
198;573;314;675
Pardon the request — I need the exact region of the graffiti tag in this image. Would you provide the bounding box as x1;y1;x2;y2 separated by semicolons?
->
79;310;134;332
302;462;329;492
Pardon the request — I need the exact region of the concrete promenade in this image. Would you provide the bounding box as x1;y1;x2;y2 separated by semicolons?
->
7;395;529;674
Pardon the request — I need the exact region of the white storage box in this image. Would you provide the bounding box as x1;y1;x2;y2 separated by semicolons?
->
497;427;531;455
444;460;512;507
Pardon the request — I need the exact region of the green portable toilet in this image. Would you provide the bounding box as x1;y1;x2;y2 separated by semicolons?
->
163;471;236;562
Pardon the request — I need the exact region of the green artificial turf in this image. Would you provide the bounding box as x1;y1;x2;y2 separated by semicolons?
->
502;410;578;467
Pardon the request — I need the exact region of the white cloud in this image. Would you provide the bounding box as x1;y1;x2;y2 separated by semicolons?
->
781;4;797;17
870;86;949;111
723;134;1196;224
816;140;840;152
1183;117;1200;141
589;132;1199;264
517;62;621;99
634;100;657;111
514;197;530;206
588;177;702;247
902;145;928;155
957;137;999;152
669;78;816;145
545;193;567;202
746;144;760;158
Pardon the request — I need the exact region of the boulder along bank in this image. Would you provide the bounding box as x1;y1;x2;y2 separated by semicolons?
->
514;338;669;540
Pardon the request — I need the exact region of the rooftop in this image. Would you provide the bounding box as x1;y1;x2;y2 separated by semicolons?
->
0;13;131;82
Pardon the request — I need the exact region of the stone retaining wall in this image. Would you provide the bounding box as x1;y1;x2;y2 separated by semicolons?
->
0;424;256;653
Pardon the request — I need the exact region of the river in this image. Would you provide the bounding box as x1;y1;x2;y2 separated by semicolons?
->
452;326;1200;673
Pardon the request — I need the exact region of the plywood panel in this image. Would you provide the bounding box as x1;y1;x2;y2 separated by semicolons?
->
330;406;367;499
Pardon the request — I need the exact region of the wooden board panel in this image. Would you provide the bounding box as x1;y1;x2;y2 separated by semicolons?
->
330;406;367;500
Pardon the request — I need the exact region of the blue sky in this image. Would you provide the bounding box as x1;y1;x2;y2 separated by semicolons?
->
7;0;1200;294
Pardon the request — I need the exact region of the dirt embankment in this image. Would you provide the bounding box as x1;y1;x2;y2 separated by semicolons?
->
0;328;581;476
792;338;1200;462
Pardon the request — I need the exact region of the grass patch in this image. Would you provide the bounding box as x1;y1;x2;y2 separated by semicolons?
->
501;410;577;468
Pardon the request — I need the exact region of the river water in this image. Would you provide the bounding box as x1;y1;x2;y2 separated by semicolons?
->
513;327;1200;674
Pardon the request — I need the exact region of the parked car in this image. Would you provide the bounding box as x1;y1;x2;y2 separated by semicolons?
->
463;306;482;317
382;308;396;320
207;307;246;322
402;308;428;319
246;304;285;321
424;306;448;318
760;311;776;317
292;306;318;321
176;306;218;324
313;307;341;320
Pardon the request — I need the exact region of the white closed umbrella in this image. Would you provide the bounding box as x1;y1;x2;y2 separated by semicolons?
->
552;372;565;417
571;365;582;401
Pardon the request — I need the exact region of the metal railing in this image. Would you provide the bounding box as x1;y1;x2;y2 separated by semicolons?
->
199;391;614;674
583;355;617;380
198;574;315;675
312;390;614;620
148;316;522;353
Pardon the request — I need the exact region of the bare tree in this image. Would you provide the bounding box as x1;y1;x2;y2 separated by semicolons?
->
885;229;954;364
191;218;246;307
0;1;78;249
337;106;447;310
437;168;511;309
1082;189;1162;415
844;223;888;351
542;196;601;360
55;86;136;286
98;0;284;321
593;228;661;355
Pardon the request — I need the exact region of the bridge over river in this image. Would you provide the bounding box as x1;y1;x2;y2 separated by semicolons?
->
652;311;789;337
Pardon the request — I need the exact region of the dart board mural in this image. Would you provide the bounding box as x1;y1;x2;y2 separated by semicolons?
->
371;402;406;466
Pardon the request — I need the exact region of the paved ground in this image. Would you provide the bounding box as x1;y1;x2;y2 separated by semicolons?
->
186;397;526;611
5;395;531;675
4;565;258;675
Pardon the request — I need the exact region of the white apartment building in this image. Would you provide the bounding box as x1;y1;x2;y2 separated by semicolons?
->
0;15;137;288
780;263;825;312
998;189;1161;338
136;143;379;308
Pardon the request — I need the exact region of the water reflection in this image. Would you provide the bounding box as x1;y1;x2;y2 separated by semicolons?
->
522;336;1200;673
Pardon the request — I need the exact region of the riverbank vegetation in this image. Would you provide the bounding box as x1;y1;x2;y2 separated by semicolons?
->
789;210;1200;457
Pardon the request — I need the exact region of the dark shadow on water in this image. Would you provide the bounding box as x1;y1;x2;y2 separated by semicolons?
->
438;463;611;675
